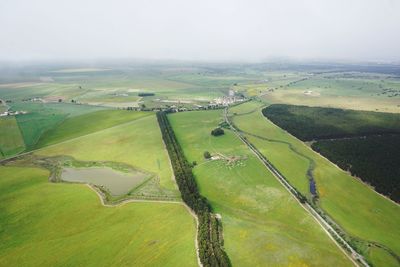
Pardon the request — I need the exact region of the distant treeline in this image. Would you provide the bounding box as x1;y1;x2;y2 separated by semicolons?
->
138;92;155;97
262;104;400;141
312;135;400;202
157;111;231;267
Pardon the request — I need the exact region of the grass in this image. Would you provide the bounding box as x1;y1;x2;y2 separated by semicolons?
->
36;110;151;148
168;110;352;266
259;74;400;113
230;101;400;266
9;102;107;150
0;166;197;267
0;117;25;158
36;114;178;194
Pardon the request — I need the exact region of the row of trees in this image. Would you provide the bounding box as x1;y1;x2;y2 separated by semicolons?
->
157;111;231;267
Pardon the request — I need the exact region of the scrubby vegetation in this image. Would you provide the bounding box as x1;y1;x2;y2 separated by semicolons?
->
312;135;400;202
263;104;400;141
138;92;155;96
211;127;225;136
157;111;231;267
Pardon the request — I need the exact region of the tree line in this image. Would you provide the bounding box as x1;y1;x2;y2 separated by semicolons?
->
157;111;231;267
262;104;400;141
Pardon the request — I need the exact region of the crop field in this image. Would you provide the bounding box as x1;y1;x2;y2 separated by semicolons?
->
168;110;352;266
0;166;197;267
230;101;400;266
0;117;25;158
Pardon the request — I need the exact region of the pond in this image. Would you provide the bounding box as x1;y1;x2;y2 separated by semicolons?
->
61;167;148;196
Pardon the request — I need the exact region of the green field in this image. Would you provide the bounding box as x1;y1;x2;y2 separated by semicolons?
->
169;110;352;266
0;166;197;267
0;117;25;158
230;101;400;266
36;110;151;148
37;114;178;194
249;72;400;113
9;102;107;150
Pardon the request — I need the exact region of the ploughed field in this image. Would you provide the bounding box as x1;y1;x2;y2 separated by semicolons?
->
230;101;400;266
168;110;352;267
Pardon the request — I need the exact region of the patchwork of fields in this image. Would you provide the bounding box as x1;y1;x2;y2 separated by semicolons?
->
1;64;399;266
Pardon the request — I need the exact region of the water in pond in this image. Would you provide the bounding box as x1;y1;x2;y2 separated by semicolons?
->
62;167;148;196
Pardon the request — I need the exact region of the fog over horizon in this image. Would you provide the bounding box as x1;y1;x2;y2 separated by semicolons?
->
1;0;400;63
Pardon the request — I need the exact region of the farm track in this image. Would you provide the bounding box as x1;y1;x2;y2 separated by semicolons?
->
224;107;367;267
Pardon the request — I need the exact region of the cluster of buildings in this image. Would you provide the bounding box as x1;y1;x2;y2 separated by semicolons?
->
0;110;27;117
211;89;245;107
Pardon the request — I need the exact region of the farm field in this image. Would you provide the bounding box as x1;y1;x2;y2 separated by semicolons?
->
168;110;352;266
255;73;400;113
230;101;400;266
0;166;197;267
36;114;178;194
36;110;151;148
0;116;25;158
9;102;108;151
1;62;400;266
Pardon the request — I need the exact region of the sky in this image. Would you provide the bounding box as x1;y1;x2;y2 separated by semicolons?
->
0;0;399;62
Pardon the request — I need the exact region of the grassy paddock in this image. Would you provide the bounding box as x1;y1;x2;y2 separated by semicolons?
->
169;110;351;266
37;114;178;195
0;166;197;267
0;117;25;158
230;101;400;265
36;110;151;148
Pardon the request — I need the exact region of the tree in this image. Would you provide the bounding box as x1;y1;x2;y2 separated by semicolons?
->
211;127;224;136
204;151;211;159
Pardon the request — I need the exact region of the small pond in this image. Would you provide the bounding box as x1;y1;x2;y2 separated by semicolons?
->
61;167;148;196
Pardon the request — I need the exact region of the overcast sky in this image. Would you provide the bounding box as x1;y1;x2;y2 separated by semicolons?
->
1;0;399;62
